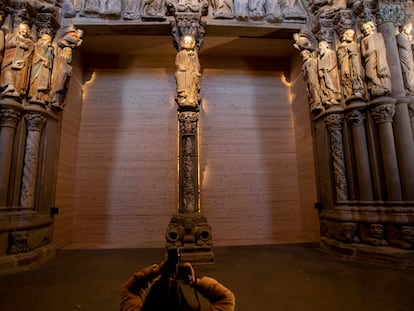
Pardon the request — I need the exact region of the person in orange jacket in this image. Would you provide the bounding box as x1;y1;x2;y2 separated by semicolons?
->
120;255;235;311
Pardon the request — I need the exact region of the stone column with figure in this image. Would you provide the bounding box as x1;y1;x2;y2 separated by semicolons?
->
165;1;213;263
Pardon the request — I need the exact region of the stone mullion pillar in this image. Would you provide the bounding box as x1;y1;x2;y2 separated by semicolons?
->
346;109;373;201
178;111;199;214
370;103;402;201
0;108;21;206
377;14;414;200
324;113;348;202
20;113;47;208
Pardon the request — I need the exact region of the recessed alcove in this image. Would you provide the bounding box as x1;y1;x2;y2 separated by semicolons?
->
53;31;320;249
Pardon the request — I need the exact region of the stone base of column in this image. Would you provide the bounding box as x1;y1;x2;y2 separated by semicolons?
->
166;212;214;264
319;202;414;268
320;237;414;269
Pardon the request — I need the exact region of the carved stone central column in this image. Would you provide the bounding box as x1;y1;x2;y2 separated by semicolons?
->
0;102;22;207
165;1;214;263
20;112;47;208
370;101;402;201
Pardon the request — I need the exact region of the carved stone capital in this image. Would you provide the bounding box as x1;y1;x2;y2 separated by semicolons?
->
324;113;344;131
370;103;396;124
25;113;47;132
376;2;407;26
0;108;21;128
178;111;198;135
346;109;366;128
171;13;207;51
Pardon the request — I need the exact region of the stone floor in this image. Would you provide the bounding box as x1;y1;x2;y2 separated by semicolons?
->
0;243;413;311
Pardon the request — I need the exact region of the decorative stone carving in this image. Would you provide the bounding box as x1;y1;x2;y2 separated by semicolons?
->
370;103;395;124
141;0;166;20
376;2;407;26
1;23;34;99
320;219;359;243
300;49;323;114
175;35;201;108
178;111;199;213
28;33;53;105
49;25;83;109
359;223;387;246
360;21;392;100
123;0;141;19
318;41;341;108
211;0;234;19
324;113;348;201
293;29;318;52
20;113;47;208
249;0;265;20
234;0;249;20
396;22;414;96
8;226;52;254
82;0;122;16
337;29;365;104
0;108;21;128
386;224;414;250
166;213;212;249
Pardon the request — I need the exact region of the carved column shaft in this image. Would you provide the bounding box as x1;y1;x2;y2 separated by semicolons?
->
324;113;348;201
0;108;21;206
20;113;47;208
370;103;402;201
346;109;373;200
178;111;199;214
377;21;414;200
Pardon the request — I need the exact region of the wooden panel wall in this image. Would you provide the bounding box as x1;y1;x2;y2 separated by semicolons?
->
53;53;84;248
200;65;303;245
55;42;318;248
289;55;320;241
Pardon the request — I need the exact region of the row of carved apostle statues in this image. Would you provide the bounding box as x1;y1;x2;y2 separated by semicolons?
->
0;19;83;109
296;21;414;115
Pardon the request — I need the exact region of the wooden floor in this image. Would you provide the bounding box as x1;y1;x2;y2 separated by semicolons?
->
1;243;413;311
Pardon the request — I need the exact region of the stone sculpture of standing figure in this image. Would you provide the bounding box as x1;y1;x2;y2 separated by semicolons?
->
318;40;341;108
336;29;365;104
360;21;392;99
300;49;324;114
175;35;201;107
28;33;54;105
396;22;414;96
1;23;34;98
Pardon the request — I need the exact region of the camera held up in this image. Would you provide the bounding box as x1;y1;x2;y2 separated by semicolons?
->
165;248;193;284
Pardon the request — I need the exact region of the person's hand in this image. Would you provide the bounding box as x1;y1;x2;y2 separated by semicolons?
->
152;258;168;274
180;262;196;286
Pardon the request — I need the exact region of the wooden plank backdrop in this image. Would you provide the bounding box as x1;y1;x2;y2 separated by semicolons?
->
54;42;319;248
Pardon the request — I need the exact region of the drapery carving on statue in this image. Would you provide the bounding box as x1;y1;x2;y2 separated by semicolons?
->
175;35;201;108
318;41;341;109
28;33;53;105
123;0;141;19
141;0;166;20
82;0;122;16
397;23;414;96
308;0;346;19
0;23;34;99
211;0;234;19
360;21;392;100
300;50;324;115
49;25;83;109
337;29;365;104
